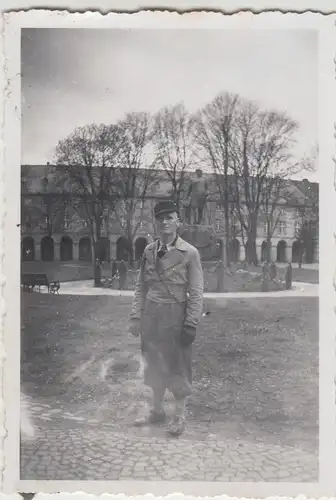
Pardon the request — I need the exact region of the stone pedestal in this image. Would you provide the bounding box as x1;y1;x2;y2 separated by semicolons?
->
178;224;217;261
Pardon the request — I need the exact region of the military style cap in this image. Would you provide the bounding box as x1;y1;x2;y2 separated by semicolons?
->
154;200;179;218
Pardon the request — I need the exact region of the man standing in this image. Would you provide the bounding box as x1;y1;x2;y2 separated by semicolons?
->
129;200;204;437
118;259;127;290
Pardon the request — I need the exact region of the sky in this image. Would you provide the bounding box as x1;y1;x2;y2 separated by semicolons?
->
21;28;318;181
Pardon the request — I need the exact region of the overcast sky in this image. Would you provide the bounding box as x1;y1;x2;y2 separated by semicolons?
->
21;28;318;180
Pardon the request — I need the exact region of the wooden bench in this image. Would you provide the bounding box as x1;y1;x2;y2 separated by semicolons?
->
21;274;60;294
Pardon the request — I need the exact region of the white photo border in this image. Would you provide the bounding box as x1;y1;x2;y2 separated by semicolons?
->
1;9;336;498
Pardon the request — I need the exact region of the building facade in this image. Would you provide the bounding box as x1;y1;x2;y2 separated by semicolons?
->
21;166;319;265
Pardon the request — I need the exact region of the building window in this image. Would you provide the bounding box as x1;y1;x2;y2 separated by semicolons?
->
120;217;125;228
278;221;286;235
295;221;301;235
216;220;220;232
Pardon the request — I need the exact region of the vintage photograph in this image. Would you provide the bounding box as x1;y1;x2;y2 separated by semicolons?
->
19;25;319;484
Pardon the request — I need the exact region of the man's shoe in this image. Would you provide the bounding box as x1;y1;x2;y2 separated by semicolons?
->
133;409;166;427
167;415;186;437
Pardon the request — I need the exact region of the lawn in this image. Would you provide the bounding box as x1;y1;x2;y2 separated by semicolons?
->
21;292;318;453
22;260;318;293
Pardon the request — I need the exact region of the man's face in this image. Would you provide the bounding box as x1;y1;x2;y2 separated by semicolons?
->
155;211;179;236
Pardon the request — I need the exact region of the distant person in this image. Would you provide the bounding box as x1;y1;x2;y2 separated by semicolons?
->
112;260;118;278
129;200;204;437
118;260;127;290
94;257;102;286
269;261;277;281
285;262;292;290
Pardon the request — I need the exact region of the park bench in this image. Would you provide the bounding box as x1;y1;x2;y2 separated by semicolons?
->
21;274;60;294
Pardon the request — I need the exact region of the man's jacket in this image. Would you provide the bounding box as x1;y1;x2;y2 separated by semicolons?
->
130;236;204;328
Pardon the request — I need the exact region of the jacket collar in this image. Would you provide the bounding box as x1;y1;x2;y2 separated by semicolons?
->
153;235;189;273
174;235;189;251
146;235;189;267
155;235;188;252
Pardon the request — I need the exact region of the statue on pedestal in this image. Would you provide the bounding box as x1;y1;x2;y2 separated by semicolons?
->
187;169;208;225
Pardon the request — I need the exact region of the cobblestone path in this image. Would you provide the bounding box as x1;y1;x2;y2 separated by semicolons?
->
21;401;318;482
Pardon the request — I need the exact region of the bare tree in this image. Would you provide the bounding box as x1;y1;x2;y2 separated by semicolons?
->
258;141;319;263
152;103;195;213
257;170;299;263
111;112;158;263
229;101;299;264
55;123;122;285
261;142;319;265
21;165;68;237
290;179;319;267
193;92;240;264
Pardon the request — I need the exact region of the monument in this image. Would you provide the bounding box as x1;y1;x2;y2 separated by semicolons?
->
187;169;209;225
179;169;217;261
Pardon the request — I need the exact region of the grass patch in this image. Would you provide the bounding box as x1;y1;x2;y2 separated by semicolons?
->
22;260;318;292
21;292;318;452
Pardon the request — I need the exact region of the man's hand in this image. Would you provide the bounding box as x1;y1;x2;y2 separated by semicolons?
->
181;325;196;346
129;319;142;337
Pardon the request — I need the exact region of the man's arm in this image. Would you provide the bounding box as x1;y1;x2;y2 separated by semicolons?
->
130;254;148;322
184;248;204;328
187;181;193;199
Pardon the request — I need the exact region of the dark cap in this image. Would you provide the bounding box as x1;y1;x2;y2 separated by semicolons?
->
154;200;179;218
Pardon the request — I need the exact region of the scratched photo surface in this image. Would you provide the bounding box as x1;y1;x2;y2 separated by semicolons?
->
20;27;319;483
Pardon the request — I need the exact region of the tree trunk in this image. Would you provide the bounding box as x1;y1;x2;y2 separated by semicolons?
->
266;236;272;263
246;216;258;265
298;247;304;269
128;238;133;266
246;234;258;265
126;221;134;267
93;251;102;286
223;207;230;267
93;219;102;287
246;229;258;266
223;143;230;266
222;215;228;267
